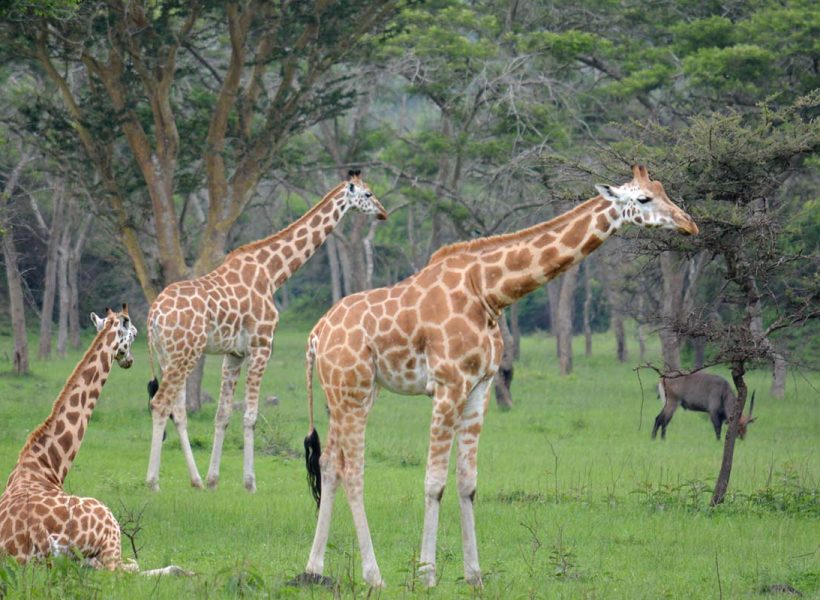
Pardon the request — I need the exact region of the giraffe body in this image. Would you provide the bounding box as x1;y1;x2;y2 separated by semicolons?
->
146;173;386;492
302;166;698;587
0;308;138;570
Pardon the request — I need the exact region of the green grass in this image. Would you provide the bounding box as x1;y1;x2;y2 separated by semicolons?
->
0;326;817;598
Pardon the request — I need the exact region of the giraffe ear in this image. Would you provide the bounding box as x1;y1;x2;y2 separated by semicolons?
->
90;312;105;331
595;184;620;202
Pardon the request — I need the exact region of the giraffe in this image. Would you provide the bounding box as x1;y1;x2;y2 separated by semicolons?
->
0;307;138;570
146;171;387;492
298;165;698;587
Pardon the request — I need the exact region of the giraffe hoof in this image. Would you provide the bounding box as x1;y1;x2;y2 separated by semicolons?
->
363;568;384;588
287;572;334;588
465;574;483;588
206;476;219;490
191;478;204;490
244;477;256;493
419;564;437;588
146;479;160;492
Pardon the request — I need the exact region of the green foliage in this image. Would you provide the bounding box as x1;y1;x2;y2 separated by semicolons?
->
683;44;775;96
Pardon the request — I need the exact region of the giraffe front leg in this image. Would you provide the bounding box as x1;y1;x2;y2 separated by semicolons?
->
206;354;244;489
241;346;271;493
419;389;459;588
456;380;492;587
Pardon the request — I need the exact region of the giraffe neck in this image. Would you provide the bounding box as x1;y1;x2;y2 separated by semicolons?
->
230;183;349;288
11;327;116;487
478;195;620;312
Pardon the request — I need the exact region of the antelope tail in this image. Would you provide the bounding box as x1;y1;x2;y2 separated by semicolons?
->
304;332;322;509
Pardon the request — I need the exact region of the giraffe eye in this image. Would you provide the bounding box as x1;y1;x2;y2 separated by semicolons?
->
637;196;651;204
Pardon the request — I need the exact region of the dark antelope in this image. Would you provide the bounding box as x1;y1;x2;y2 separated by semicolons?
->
652;372;756;440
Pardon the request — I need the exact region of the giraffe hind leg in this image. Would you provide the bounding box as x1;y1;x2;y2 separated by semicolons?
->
304;422;341;581
206;353;244;489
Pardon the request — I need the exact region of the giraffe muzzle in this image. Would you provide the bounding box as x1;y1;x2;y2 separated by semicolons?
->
675;214;699;236
116;352;134;369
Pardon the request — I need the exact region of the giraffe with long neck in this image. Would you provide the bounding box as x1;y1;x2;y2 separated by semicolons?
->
146;172;387;492
300;165;698;587
0;307;138;569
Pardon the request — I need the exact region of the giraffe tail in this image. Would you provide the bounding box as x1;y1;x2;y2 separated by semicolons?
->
304;331;322;509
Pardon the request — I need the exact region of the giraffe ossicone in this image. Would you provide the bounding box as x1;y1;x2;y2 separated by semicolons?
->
299;165;697;588
145;173;387;493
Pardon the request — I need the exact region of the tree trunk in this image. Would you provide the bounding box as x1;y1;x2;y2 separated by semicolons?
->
67;250;81;349
635;294;645;363
556;264;580;375
347;214;369;293
711;361;748;506
659;251;685;371
2;231;29;374
327;234;343;304
771;354;787;399
1;151;31;374
613;309;627;363
509;302;521;360
37;193;63;359
493;311;515;409
547;281;559;335
186;355;207;413
692;336;706;370
56;230;70;358
67;212;92;350
583;260;593;357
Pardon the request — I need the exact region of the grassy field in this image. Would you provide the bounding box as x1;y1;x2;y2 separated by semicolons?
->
0;324;817;598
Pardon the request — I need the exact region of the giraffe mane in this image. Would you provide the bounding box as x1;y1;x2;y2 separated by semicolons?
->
225;182;347;260
428;195;603;264
16;321;113;462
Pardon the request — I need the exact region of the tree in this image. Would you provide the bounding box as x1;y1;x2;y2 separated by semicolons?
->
6;0;403;302
0;146;33;374
624;96;819;505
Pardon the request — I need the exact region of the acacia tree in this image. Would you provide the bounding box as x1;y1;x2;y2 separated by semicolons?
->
5;0;402;302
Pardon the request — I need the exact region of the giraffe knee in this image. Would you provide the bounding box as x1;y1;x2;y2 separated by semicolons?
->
214;402;232;428
425;474;447;503
457;467;478;500
242;407;258;429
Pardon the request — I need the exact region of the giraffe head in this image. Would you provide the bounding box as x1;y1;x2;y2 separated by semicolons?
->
344;170;387;220
595;165;698;235
90;304;138;369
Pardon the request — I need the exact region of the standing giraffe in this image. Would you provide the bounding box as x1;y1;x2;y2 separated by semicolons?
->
0;307;139;570
299;165;698;587
146;171;387;492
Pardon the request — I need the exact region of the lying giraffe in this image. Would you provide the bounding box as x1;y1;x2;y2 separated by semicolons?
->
146;172;387;492
300;165;698;587
0;307;140;570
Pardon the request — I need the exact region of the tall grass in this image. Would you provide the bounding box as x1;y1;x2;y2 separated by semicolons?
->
0;326;817;598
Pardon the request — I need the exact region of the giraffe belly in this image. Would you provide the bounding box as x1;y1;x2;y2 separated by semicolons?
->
374;352;429;396
205;327;250;356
